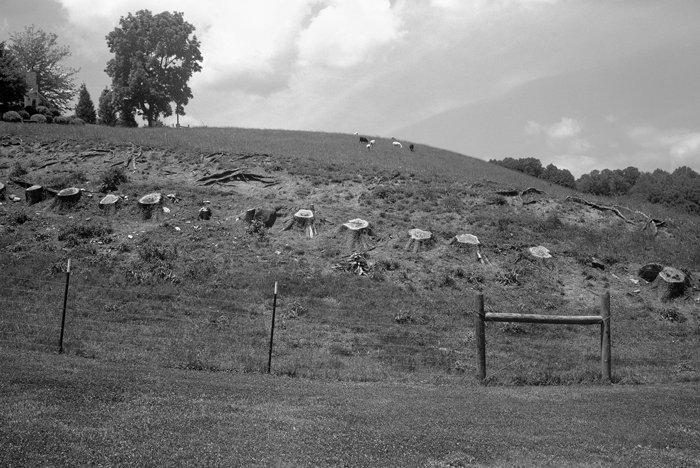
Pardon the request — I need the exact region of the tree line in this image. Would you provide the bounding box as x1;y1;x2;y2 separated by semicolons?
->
1;9;202;127
490;157;700;215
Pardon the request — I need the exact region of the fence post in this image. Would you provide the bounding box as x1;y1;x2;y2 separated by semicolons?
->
600;291;611;382
475;292;486;381
267;282;278;374
59;259;71;354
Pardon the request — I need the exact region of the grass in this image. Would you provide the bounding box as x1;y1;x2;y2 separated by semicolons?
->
2;122;700;464
1;349;699;467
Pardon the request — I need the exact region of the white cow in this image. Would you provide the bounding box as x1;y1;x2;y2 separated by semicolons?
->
392;141;403;149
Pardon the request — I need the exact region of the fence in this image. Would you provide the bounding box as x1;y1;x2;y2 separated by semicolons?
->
1;254;697;384
475;292;611;382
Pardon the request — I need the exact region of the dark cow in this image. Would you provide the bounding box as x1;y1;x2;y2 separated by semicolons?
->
409;144;415;152
359;136;369;143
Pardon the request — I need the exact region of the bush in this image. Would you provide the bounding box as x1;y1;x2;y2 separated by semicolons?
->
99;167;128;192
2;111;22;123
36;105;49;114
69;117;85;125
18;110;30;120
55;116;70;125
43;114;54;124
24;105;37;116
29;114;47;123
49;108;62;117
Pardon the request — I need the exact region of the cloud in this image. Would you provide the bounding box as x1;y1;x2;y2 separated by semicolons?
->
297;0;404;69
627;126;700;164
525;117;588;153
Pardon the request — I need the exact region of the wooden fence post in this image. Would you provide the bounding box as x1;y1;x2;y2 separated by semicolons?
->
600;291;611;382
267;282;278;374
475;292;486;381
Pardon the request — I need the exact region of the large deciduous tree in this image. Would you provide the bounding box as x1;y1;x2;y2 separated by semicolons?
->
105;10;203;127
8;25;79;110
75;83;96;124
0;41;28;111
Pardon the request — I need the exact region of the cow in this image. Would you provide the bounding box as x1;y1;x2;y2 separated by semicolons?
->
359;136;369;143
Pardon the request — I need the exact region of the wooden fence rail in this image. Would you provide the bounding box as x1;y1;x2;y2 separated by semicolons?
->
475;292;611;382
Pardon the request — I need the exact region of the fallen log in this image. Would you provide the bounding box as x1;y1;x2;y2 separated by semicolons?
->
197;168;276;186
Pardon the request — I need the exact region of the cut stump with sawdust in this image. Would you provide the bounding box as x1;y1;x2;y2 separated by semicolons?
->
25;185;45;205
652;267;688;302
336;218;373;251
138;192;163;221
53;187;81;210
99;194;121;215
529;246;552;259
282;208;318;238
405;228;432;253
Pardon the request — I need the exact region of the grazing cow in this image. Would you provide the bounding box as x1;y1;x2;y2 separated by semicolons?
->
409;144;414;152
392;141;403;149
366;144;372;150
359;136;369;143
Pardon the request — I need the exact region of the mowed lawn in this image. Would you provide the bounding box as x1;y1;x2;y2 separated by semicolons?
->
2;349;699;467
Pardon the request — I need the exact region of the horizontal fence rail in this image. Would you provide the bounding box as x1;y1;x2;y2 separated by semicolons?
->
475;292;612;382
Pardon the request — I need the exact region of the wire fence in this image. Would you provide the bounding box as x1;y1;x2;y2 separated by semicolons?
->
1;254;697;383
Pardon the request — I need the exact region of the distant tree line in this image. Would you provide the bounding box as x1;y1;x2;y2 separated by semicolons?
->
490;157;700;215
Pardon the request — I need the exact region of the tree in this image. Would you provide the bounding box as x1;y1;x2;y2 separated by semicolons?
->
74;83;96;124
97;87;118;126
0;41;28;111
105;10;203;127
539;164;575;188
8;25;79;110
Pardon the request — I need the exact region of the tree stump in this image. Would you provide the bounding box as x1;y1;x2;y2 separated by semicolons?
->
528;246;552;259
138;192;163;221
336;218;372;251
405;228;432;253
0;182;5;200
198;207;212;221
243;207;278;228
99;194;121;215
25;185;45;205
638;263;664;282
653;267;687;301
282;209;317;237
53;187;81;210
449;233;482;261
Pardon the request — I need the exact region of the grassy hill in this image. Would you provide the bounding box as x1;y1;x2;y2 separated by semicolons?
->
1;122;700;466
1;122;699;385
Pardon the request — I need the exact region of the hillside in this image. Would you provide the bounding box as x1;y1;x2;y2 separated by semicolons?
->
1;123;699;386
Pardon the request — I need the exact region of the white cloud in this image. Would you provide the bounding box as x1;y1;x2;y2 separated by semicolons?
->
298;0;404;69
525;117;588;153
627;126;700;164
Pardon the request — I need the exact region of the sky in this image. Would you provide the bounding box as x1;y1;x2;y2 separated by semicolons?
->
1;0;699;178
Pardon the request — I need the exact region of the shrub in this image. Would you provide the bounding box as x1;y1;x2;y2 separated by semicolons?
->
29;114;47;123
55;116;70;125
9;162;27;178
43;114;54;124
18;110;30;120
69;117;85;125
99;167;128;192
2;111;22;123
36;105;49;114
24;105;37;116
49;108;61;117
